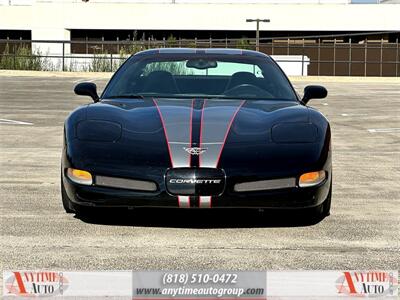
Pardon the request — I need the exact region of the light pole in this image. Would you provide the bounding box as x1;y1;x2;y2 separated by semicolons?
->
246;18;270;52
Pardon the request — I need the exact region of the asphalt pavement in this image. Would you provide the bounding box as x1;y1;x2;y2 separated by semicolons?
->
0;73;399;281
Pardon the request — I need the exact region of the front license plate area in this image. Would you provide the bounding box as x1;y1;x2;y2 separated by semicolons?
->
165;168;225;196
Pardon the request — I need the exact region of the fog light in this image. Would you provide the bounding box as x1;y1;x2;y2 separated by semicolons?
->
299;170;325;187
67;168;93;185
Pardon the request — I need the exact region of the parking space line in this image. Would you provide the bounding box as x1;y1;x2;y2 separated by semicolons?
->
72;79;96;84
368;128;400;133
341;113;368;117
0;118;33;125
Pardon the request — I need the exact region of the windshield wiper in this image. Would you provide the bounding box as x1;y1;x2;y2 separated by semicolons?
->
105;94;145;99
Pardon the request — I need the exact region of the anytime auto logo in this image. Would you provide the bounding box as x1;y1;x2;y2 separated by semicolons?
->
4;271;69;297
336;271;398;297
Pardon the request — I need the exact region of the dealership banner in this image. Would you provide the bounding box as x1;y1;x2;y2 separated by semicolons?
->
2;271;132;298
132;271;266;299
3;270;398;299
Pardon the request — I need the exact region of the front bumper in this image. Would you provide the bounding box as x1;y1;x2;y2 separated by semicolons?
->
62;172;331;209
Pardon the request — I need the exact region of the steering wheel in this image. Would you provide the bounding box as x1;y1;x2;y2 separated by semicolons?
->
224;84;274;98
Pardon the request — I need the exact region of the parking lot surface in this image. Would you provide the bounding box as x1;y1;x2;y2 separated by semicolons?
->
0;73;399;278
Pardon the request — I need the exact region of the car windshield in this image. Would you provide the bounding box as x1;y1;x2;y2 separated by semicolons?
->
102;52;297;101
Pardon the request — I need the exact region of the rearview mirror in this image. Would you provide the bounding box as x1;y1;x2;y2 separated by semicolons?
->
186;59;217;70
74;82;99;102
302;85;327;104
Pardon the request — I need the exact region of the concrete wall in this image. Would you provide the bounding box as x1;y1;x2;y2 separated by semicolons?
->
0;0;353;5
271;55;310;76
0;1;399;59
1;2;399;36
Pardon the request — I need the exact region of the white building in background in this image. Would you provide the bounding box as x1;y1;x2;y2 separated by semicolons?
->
0;0;399;42
0;0;399;74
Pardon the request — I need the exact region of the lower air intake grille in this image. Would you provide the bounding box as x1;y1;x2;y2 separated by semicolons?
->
234;178;296;192
96;176;157;192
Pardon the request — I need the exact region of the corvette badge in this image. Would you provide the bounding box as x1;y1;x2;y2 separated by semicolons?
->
183;147;207;155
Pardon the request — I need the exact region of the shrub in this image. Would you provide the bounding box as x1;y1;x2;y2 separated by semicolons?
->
0;44;45;70
236;38;252;50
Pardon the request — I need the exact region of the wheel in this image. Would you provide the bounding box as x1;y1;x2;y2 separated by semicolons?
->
308;183;332;221
61;175;101;217
322;184;332;216
61;177;75;213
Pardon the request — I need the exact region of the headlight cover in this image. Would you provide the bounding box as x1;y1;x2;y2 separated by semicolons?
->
76;120;122;142
271;123;318;143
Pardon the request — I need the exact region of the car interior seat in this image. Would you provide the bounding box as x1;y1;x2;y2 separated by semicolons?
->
224;71;259;91
142;71;180;94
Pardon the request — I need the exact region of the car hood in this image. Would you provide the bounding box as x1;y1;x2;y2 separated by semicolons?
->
88;97;309;137
67;97;328;177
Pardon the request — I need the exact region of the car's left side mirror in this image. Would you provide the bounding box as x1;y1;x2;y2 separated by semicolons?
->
74;82;99;102
302;85;327;105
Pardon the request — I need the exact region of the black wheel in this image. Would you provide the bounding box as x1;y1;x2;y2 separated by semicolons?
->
308;183;332;221
73;203;95;217
61;178;100;218
322;184;332;216
61;177;75;213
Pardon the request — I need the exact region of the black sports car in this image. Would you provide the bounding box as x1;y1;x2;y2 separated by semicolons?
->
62;48;331;219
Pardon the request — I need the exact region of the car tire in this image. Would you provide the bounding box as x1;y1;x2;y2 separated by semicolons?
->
73;203;94;217
61;177;75;213
322;183;332;217
308;182;332;221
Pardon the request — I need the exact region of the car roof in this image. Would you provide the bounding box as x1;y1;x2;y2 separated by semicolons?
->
134;48;270;58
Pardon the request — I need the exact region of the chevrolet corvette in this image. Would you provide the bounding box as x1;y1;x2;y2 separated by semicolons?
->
62;48;331;219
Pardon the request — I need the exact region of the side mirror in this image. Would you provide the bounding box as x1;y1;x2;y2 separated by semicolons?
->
74;82;99;102
302;85;327;104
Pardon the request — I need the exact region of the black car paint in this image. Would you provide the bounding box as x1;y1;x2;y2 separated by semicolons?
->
62;48;331;211
62;98;331;209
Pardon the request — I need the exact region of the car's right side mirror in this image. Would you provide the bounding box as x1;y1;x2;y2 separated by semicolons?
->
74;82;99;102
302;85;328;105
